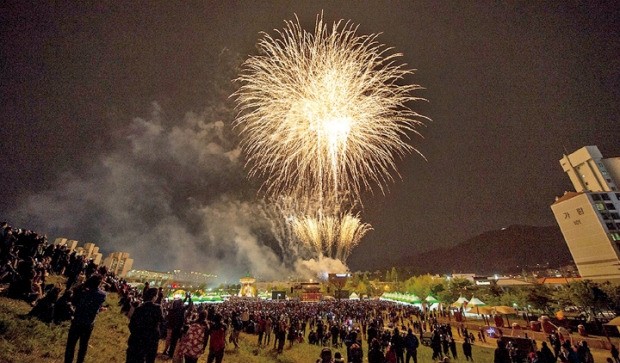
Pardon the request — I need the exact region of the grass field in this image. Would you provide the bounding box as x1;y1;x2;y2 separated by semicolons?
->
0;291;614;362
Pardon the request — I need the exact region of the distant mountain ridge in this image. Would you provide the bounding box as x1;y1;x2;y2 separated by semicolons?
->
398;225;573;275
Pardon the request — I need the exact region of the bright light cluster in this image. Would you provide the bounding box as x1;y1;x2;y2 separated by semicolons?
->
235;15;426;263
235;15;426;204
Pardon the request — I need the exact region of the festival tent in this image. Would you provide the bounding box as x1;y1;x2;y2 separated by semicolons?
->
467;296;487;322
605;317;620;326
451;296;469;308
494;305;518;326
194;294;224;303
495;306;517;315
468;296;486;308
605;317;620;333
380;292;422;305
349;292;360;300
425;295;440;304
476;306;495;315
405;294;422;304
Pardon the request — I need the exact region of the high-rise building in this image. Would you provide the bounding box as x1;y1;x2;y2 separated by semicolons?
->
551;146;620;281
103;252;134;277
54;238;103;265
559;145;620;193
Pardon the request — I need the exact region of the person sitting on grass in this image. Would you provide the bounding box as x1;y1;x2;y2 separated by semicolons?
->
53;289;74;324
28;286;60;323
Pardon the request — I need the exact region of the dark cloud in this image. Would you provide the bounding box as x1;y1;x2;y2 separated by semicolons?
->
2;2;619;274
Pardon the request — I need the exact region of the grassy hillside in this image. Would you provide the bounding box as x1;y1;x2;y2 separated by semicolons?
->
0;292;503;362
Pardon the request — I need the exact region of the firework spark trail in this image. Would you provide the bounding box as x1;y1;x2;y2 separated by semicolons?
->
291;212;372;263
235;14;426;265
235;15;427;205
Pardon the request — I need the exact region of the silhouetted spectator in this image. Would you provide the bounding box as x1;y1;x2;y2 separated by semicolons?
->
29;286;61;323
126;287;164;363
54;289;74;324
64;274;106;363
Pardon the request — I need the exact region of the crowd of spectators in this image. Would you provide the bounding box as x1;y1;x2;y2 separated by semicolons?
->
3;221;620;363
0;222;122;321
116;289;468;363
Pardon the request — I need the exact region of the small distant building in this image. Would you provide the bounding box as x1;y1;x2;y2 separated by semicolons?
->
551;146;620;282
125;269;217;287
126;270;173;285
103;252;134;277
297;282;322;301
54;238;103;264
54;238;79;252
239;275;257;297
451;273;476;281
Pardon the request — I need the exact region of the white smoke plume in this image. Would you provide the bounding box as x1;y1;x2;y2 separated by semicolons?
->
17;102;308;281
295;257;349;280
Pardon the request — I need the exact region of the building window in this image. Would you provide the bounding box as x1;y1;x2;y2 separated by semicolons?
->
592;194;602;201
612;213;620;220
606;223;616;230
611;232;620;241
606;203;616;210
596;202;606;211
602;194;611;201
616;193;620;200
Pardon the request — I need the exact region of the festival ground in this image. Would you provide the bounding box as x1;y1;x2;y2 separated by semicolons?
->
1;291;617;363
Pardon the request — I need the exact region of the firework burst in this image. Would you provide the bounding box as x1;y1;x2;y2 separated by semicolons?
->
265;196;371;263
235;14;427;266
291;212;372;263
234;14;426;205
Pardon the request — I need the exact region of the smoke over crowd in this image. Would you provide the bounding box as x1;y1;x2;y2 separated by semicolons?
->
15;94;348;282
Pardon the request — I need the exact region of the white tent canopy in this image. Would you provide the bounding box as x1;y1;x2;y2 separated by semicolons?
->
468;296;486;307
452;296;469;307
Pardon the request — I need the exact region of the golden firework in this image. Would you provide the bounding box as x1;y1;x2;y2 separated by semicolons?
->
235;14;426;205
235;14;426;265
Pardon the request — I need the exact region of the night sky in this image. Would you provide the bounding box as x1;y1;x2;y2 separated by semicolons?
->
2;2;619;279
